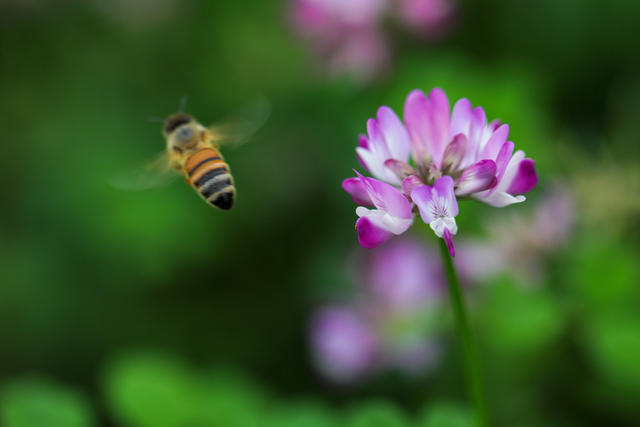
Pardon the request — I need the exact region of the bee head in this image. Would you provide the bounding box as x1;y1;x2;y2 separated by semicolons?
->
163;113;193;135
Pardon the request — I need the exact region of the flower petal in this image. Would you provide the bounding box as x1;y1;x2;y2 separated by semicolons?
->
411;185;436;223
356;216;394;249
428;87;451;166
468;106;487;151
488;119;502;132
481;124;509;160
441;134;467;173
377;106;411;162
356;134;370;170
494;149;525;193
455;160;497;196
507;158;538;195
404;89;431;164
443;228;456;257
342;177;373;206
450;98;472;140
384;159;417;181
489;140;515;194
360;175;413;219
402;175;423;196
477;191;526;207
433;175;458;217
404;88;450;167
357;134;369;149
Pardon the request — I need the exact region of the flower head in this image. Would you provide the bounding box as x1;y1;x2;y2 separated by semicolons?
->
343;88;538;254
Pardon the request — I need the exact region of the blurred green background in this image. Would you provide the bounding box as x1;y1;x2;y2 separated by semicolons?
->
1;0;640;426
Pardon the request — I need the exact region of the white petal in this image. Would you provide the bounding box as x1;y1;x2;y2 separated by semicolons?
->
429;216;457;238
476;191;526;207
356;208;413;234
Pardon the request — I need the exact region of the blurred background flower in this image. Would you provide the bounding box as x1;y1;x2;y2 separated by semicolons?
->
456;184;576;284
290;0;456;82
310;238;446;383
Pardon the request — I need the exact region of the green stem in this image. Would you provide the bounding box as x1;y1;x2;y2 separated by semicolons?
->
438;239;488;427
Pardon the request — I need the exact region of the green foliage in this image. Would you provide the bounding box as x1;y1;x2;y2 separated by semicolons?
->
344;400;409;427
479;279;564;356
0;378;95;427
266;400;338;427
417;401;472;427
566;236;638;307
103;352;267;427
583;310;640;394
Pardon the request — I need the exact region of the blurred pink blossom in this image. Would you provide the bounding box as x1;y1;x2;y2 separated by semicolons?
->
290;0;456;81
310;306;378;383
456;185;576;284
397;0;456;38
310;238;445;383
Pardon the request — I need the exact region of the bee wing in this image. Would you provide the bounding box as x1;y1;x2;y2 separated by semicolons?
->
108;151;178;190
207;96;270;148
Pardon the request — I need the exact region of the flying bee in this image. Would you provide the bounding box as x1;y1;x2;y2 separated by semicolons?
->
111;98;269;210
164;113;236;209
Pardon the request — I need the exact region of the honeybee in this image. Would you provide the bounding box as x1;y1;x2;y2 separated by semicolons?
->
112;98;268;210
164;113;236;209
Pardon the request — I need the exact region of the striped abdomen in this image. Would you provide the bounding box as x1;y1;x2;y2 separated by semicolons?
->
184;148;235;210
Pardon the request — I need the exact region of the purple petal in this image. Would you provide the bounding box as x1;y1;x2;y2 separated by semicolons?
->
450;98;472;140
488;119;502;131
384;159;416;181
356;134;370;170
443;228;456;257
342;177;373;206
441;134;467;172
455;160;497;195
494;149;524;193
433;175;458;216
491;141;515;193
377;106;411;161
365;177;413;219
507;158;538;195
354;171;413;219
481;124;509;160
411;185;436;223
403;89;430;163
357;134;369;149
402;175;423;196
468;106;487;149
356;216;393;249
428;87;450;165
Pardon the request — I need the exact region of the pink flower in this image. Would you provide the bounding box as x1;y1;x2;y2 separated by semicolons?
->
398;0;456;38
289;0;455;82
455;185;576;284
290;0;390;82
310;238;446;382
366;237;443;310
342;88;538;254
342;171;413;249
310;306;378;383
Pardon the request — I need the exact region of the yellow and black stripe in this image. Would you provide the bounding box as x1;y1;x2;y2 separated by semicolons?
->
184;148;235;210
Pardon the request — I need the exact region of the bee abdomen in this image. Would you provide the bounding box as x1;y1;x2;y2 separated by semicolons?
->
185;149;235;210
